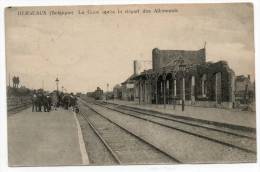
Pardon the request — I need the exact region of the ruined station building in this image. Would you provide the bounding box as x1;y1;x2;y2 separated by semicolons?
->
133;47;235;109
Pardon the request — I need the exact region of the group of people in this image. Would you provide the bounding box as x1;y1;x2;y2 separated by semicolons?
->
31;90;78;112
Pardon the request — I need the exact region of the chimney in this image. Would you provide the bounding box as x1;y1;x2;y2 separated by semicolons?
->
133;60;138;75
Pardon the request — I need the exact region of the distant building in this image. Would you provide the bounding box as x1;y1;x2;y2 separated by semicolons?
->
121;74;135;101
235;75;255;104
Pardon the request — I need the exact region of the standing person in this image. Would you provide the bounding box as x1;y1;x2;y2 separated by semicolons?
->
58;92;63;107
31;90;37;112
66;94;70;110
62;94;66;109
52;91;58;110
63;94;70;110
37;91;43;112
69;93;75;109
47;94;52;111
73;95;79;113
43;94;49;112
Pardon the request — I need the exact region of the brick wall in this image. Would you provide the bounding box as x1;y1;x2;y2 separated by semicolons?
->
152;48;206;70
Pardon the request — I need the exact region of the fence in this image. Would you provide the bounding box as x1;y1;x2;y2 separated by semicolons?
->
7;96;32;112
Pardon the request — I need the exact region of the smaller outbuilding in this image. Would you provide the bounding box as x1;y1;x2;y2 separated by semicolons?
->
234;75;255;104
121;74;135;101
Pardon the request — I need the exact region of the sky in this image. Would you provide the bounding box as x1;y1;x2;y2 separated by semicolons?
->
5;3;254;93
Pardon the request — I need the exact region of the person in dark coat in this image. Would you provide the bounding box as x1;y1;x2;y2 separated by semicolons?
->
69;93;75;108
73;96;79;113
58;92;64;107
47;94;52;111
37;92;43;112
43;94;49;112
52;91;58;110
62;94;70;110
31;90;37;112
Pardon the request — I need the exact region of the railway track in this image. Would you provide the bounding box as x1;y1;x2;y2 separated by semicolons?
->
79;103;181;165
115;104;256;139
80;98;256;155
101;101;256;136
8;103;31;115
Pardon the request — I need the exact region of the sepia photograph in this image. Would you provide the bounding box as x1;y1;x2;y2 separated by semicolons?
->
4;3;256;167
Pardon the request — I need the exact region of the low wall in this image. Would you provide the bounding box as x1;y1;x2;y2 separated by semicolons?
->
175;100;233;109
133;97;233;109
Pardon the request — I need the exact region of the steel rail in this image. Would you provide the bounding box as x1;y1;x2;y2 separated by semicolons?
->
81;102;182;164
82;100;256;154
104;101;256;133
80;112;122;164
114;105;255;139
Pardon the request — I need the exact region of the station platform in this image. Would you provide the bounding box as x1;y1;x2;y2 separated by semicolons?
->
8;107;89;166
106;99;256;130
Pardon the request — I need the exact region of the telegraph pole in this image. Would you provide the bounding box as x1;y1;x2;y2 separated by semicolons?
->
8;73;10;87
106;83;109;102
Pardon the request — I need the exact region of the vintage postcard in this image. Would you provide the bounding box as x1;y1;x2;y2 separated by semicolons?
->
5;3;256;166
